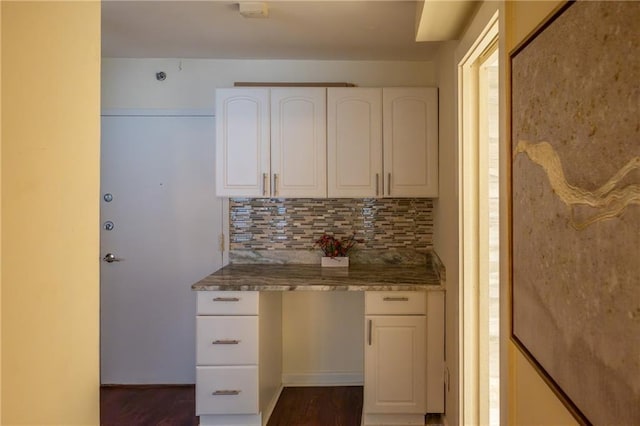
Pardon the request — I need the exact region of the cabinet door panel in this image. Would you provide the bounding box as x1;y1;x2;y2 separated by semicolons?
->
215;88;270;197
365;291;426;315
196;316;258;365
196;366;259;415
383;88;438;197
271;88;326;197
197;291;259;315
327;88;382;197
364;315;426;414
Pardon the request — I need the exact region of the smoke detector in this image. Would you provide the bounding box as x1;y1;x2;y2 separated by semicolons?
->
239;2;269;18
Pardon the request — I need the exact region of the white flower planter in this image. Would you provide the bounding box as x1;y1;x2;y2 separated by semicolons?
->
321;256;349;267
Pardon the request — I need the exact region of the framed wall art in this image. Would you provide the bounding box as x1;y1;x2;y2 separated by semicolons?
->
510;1;640;425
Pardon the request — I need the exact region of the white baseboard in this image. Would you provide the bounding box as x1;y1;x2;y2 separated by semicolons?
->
282;371;364;386
441;414;449;426
362;412;426;425
261;385;283;426
199;414;261;426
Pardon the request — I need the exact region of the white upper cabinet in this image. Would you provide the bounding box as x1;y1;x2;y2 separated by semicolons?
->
271;88;327;198
327;88;383;198
216;86;438;198
383;88;438;197
215;88;270;197
216;87;326;198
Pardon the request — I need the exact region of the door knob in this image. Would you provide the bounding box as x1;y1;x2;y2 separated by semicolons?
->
103;253;122;263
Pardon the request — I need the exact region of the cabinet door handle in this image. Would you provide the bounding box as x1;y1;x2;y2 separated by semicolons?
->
262;173;268;196
212;339;240;345
387;173;391;196
375;173;380;196
383;297;409;302
368;319;372;346
274;173;279;197
212;390;241;396
213;297;240;302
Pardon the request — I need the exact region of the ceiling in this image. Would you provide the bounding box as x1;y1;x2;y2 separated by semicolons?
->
102;1;477;61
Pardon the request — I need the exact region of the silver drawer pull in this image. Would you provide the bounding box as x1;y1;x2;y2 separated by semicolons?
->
212;339;240;345
383;297;409;302
213;297;240;302
212;390;241;396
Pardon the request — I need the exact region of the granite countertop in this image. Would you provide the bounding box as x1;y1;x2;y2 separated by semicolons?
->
191;262;444;292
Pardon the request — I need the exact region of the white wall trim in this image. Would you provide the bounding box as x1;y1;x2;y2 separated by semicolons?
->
281;371;364;387
101;108;214;117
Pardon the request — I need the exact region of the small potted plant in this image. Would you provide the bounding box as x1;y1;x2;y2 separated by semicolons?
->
314;233;359;267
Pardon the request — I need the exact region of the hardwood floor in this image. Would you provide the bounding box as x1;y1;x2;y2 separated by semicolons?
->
101;385;363;426
100;385;198;426
267;386;363;426
100;385;445;426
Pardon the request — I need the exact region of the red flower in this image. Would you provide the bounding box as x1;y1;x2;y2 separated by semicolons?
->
313;233;361;258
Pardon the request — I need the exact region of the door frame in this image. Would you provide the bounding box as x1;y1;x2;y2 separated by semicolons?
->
457;12;500;426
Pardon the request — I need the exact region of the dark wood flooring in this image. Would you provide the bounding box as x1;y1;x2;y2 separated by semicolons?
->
100;385;198;426
100;385;363;426
267;386;363;426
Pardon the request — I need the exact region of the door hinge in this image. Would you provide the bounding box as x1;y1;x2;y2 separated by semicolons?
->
219;234;225;252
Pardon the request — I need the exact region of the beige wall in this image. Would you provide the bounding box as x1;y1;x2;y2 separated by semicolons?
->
504;1;577;425
102;58;436;110
433;39;458;426
509;345;577;426
1;2;101;424
0;1;3;420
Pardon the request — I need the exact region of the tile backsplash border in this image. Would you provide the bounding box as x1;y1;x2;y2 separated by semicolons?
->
229;198;434;252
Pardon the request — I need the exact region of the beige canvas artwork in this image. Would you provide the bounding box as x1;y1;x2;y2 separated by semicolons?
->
511;1;640;425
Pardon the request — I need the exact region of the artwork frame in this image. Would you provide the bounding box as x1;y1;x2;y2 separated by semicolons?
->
509;1;640;425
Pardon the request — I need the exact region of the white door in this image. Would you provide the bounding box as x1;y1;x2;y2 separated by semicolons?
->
327;88;383;198
364;315;426;413
271;88;327;198
215;88;270;197
383;88;439;197
101;111;223;384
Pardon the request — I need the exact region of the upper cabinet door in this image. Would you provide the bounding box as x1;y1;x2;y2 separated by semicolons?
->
215;88;270;197
270;88;327;198
383;88;438;197
327;88;383;198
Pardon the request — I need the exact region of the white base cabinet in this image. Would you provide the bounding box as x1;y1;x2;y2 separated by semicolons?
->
365;315;427;413
196;291;282;426
363;291;444;425
196;289;444;426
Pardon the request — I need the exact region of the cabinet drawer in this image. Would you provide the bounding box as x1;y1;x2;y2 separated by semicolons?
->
365;291;426;315
196;366;259;415
197;291;258;315
197;316;258;365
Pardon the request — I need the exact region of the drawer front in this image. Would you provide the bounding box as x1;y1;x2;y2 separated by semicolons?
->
365;291;426;315
197;291;259;315
197;316;258;365
196;366;259;415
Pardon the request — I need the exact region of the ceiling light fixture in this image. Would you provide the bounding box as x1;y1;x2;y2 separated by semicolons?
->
238;2;269;19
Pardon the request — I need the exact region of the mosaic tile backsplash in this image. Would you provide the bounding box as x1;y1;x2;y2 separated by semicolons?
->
229;198;433;251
